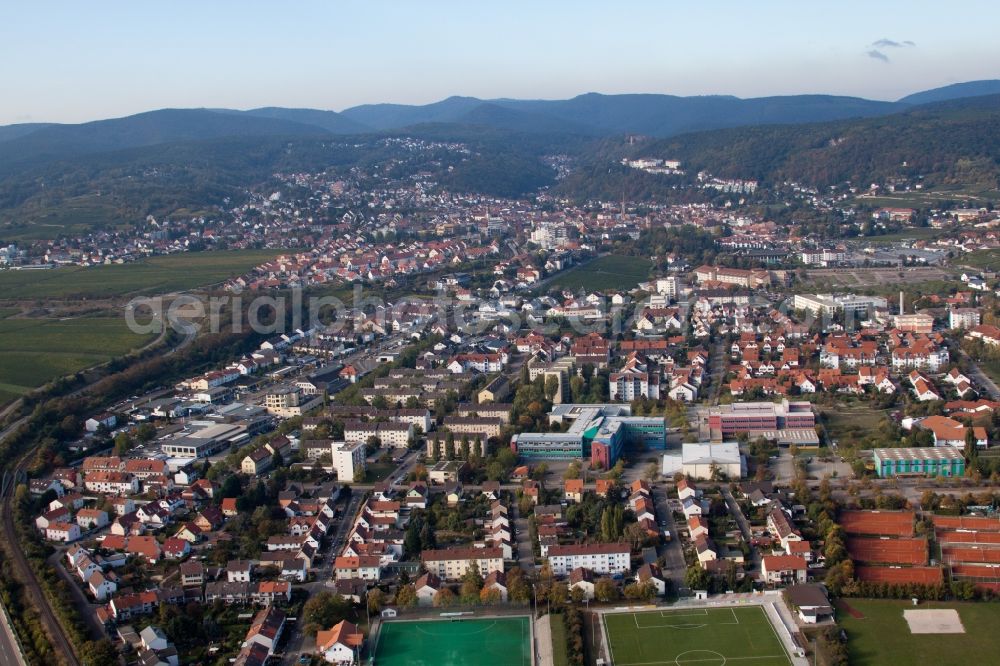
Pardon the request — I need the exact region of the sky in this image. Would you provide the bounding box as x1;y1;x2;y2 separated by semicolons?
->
2;0;998;125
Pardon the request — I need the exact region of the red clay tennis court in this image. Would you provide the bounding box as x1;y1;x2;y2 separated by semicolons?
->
840;510;914;537
937;530;1000;545
942;547;1000;564
855;565;943;585
932;515;1000;532
950;564;1000;579
846;537;927;564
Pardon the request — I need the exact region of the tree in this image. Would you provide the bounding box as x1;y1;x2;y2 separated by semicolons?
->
445;432;456;460
113;431;133;456
824;559;854;596
433;587;456;607
135;422;156;443
303;591;350;634
594;578;619;602
480;586;502;605
965;427;980;470
624;522;649;550
367;587;386;614
684;564;711;591
396;584;418;608
460;562;484;604
80;638;118;666
507;566;532;603
644;461;660;481
461;435;471;461
545;375;560;401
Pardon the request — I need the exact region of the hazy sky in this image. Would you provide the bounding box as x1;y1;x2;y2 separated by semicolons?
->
2;0;998;124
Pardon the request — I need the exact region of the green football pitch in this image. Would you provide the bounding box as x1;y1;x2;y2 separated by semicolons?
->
372;616;532;666
602;606;792;666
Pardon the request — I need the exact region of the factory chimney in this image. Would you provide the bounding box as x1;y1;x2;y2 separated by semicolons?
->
899;291;904;315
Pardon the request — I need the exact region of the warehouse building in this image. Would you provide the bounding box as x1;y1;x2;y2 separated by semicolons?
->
662;442;745;480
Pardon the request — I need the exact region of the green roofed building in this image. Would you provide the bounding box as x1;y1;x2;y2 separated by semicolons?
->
872;447;965;478
510;404;665;467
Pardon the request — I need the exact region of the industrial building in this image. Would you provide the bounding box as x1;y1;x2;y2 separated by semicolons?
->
160;422;250;458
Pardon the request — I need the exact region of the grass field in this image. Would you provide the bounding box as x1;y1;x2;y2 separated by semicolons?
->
860;228;942;245
0;249;283;300
0;317;155;399
959;249;1000;270
602;606;791;666
544;255;652;292
822;404;889;442
373;617;532;666
840;599;1000;666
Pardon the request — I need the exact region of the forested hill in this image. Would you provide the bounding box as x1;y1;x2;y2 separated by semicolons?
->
556;94;1000;199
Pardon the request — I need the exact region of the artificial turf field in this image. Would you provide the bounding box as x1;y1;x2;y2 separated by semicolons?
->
372;616;532;666
602;606;792;666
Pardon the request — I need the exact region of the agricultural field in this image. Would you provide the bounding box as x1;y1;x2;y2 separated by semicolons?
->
0;249;283;300
839;599;1000;666
544;255;652;292
0;316;155;402
373;617;532;666
602;606;791;666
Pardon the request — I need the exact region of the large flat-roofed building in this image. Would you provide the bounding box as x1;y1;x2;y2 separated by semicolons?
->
873;447;965;478
511;404;665;468
707;400;815;440
793;293;888;317
668;442;745;480
161;422;249;458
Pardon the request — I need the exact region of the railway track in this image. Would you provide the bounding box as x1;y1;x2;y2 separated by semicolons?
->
1;450;81;666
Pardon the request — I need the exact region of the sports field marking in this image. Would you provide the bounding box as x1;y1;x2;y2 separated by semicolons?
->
629;607;740;629
413;620;499;637
759;603;794;662
615;656;791;666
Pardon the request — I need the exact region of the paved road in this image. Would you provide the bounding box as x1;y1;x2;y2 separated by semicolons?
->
708;339;728;406
651;484;686;589
280;490;365;665
512;500;536;574
951;343;1000;400
47;552;105;640
0;606;25;666
721;487;759;575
